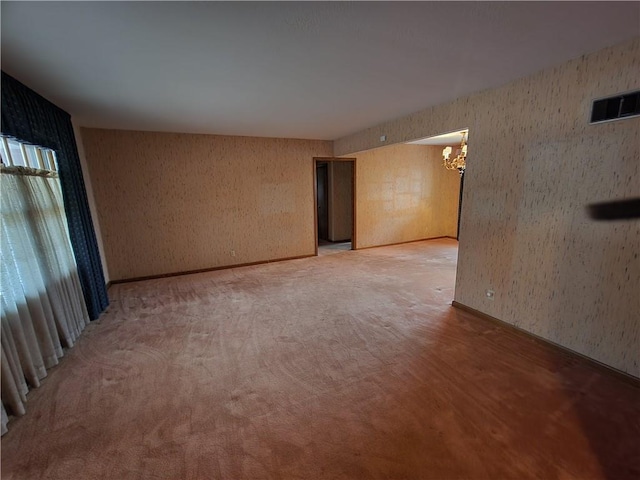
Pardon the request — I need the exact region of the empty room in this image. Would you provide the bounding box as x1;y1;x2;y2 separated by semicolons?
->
1;2;639;479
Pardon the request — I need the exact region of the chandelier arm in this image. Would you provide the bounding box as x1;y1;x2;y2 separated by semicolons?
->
441;131;467;172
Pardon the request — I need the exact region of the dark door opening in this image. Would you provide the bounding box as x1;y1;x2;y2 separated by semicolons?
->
313;158;356;255
316;162;329;241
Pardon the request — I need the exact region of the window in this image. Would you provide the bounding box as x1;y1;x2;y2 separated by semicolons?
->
0;136;58;171
1;136;89;433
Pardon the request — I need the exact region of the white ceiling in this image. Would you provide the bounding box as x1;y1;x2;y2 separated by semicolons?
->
2;2;638;141
407;130;468;147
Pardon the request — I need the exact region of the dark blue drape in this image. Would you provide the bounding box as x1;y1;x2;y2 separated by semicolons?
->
1;71;109;320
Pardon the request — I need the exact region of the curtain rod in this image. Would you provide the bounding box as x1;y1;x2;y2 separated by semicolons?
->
1;165;58;179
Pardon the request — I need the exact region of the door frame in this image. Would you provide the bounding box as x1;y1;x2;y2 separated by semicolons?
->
313;157;357;256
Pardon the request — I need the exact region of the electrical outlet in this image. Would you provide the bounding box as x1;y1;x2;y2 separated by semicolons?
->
485;289;495;300
231;250;236;257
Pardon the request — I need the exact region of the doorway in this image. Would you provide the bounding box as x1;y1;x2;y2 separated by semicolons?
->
317;162;329;240
404;129;467;241
313;157;356;256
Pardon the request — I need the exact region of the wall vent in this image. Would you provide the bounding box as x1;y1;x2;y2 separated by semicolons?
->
590;90;640;124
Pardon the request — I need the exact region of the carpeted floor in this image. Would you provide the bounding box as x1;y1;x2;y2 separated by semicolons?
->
2;239;639;479
318;240;351;256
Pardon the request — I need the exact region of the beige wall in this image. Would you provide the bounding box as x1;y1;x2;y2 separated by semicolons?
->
82;129;332;281
353;143;460;249
328;161;353;242
335;37;640;377
72;121;110;283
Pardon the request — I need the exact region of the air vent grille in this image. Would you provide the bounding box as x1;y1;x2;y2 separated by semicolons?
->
590;90;640;124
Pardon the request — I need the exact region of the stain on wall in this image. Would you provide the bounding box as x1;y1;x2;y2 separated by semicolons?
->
353;143;460;248
335;37;640;376
81;129;332;280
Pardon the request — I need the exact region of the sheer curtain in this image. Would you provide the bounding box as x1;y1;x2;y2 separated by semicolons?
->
2;71;109;321
1;165;89;435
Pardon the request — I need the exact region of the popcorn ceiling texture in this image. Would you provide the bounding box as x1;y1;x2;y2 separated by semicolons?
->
336;37;640;376
352;144;460;248
81;130;332;281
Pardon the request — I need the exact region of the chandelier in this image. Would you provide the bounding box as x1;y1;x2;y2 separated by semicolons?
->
442;131;467;174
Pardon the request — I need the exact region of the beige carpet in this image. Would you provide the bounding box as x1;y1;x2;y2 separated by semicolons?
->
2;239;639;479
318;241;351;256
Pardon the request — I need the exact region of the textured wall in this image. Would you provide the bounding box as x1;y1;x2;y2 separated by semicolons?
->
336;38;640;376
73;121;110;283
328;161;353;241
353;143;460;249
82;129;332;280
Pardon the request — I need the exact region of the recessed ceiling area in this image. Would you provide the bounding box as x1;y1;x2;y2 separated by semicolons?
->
1;2;638;140
407;130;469;147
